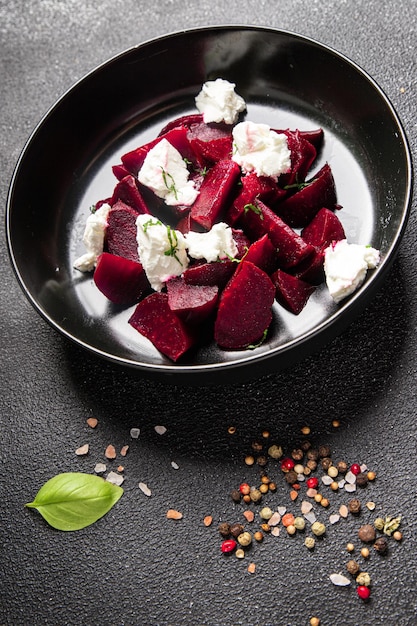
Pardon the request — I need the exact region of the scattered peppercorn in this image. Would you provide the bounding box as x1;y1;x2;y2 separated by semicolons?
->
291;448;304;461
358;524;376;543
300;426;311;435
356;473;368;487
285;470;298;485
306;477;319;490
237;532;252;547
346;560;360;575
321;457;332;471
348;499;361;514
218;522;231;537
230;523;244;538
305;537;315;549
361;547;370;559
268;444;283;459
253;531;264;542
281;457;295;472
337;461;348;474
244;455;255;466
257;455;268;467
367;471;376;481
393;531;403;541
221;539;237;554
327;465;338;479
230;489;241;503
286;524;296;536
307;449;319;461
350;463;361;475
346;543;355;552
374;517;385;530
310;618;320;626
374;537;388;555
320;498;330;508
259;483;269;494
250;487;262;503
356;572;371;587
260;507;273;521
235;548;245;559
318;445;331;458
252;441;263;453
239;483;250;495
357;585;371;600
311;521;326;537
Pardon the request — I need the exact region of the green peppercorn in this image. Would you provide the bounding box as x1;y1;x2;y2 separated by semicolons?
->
374;517;385;531
294;517;305;531
259;507;273;521
250;487;262;503
237;531;252;547
311;521;326;537
268;444;283;459
356;572;371;587
305;536;315;549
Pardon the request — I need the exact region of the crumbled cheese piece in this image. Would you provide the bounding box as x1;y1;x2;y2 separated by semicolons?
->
232;121;291;179
136;215;189;291
73;203;111;272
195;78;246;124
138;138;199;206
324;239;380;303
185;222;238;262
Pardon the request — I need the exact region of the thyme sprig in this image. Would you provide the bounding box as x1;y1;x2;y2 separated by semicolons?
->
160;167;178;200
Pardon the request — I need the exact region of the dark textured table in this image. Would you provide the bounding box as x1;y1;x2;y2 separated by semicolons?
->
1;2;416;625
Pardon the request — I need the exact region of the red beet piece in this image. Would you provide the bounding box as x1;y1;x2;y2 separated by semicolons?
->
244;234;278;274
94;253;150;305
183;260;237;289
190;136;233;165
110;175;151;214
272;268;315;315
214;261;275;350
159;113;233;141
158;114;205;136
191;159;241;230
278;130;317;189
301;207;345;249
128;292;196;362
112;163;131;181
298;128;324;150
238;199;315;269
276;163;337;228
106;200;140;262
167;276;219;324
121;126;199;175
291;248;325;285
228;173;286;225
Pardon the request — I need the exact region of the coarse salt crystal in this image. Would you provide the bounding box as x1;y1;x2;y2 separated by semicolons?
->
345;483;357;493
338;479;346;489
86;418;98;428
139;482;152;497
171;461;179;470
329;573;351;587
268;512;281;526
75;444;89;456
301;501;313;514
155;425;167;435
329;514;340;524
345;471;356;484
94;463;106;474
339;505;349;518
277;506;287;516
130;428;140;439
306;488;318;498
297;474;305;482
271;527;280;537
105;444;116;460
360;464;368;472
321;475;333;486
304;511;317;524
106;471;124;486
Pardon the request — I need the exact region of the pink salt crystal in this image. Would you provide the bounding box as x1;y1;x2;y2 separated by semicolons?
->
75;444;89;456
105;444;116;460
120;445;129;457
86;418;98;428
306;487;318;498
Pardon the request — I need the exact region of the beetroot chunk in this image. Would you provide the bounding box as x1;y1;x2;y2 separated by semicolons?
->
277;129;317;189
167;277;219;324
110;175;151;215
227;172;286;226
183;260;237;289
106;200;140;262
128;292;195;362
301;207;345;249
277;163;338;228
190;159;241;230
238;199;315;269
94;253;150;305
272;269;315;315
244;234;278;274
214;261;275;350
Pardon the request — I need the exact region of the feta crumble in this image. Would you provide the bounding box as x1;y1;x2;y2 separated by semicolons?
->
232;121;291;179
324;239;380;303
195;78;246;125
184;222;238;262
73;203;111;272
136;214;189;291
138;138;199;206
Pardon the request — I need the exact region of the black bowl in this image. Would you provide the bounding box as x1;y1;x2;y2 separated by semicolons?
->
6;26;412;383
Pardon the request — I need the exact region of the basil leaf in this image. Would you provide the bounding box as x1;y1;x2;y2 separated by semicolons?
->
25;472;123;531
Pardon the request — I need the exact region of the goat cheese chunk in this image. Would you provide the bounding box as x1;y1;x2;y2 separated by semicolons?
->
185;222;238;263
136;214;189;291
232;121;291;179
195;78;246;125
138;138;199;206
73;203;111;272
324;239;381;303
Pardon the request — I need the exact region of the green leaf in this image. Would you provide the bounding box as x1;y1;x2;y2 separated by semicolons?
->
25;472;123;531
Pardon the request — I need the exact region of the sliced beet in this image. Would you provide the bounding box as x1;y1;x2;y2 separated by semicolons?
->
227;173;286;226
121;126;199;175
190;136;233;165
128;292;196;362
94;253;150;305
272;269;316;315
301;207;345;249
277;130;317;189
183;259;236;289
110;175;151;214
112;163;131;181
214;261;275;350
244;234;278;274
290;248;325;285
299;128;324;150
191;159;241;230
106;200;140;262
238;199;315;269
276;163;337;228
167;276;219;324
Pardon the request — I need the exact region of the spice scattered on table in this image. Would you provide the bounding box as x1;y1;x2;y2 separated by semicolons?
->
166;509;183;520
105;444;116;460
86;417;98;429
138;482;152;497
75;443;89;456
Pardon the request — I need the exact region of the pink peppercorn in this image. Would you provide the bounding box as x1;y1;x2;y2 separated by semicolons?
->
221;539;237;554
357;586;371;600
306;477;319;489
350;463;361;475
281;458;295;472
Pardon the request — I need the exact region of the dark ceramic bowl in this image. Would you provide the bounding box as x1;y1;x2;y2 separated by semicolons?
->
6;26;412;383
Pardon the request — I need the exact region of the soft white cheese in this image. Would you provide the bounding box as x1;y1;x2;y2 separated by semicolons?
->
324;239;380;303
184;222;238;262
138;138;199;206
73;203;111;272
136;214;189;291
232;121;291;180
195;78;246;125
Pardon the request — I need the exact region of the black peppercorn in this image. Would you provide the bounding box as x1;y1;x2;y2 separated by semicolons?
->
230;489;241;503
252;441;263;453
291;448;304;461
307;449;319;461
230;523;244;538
337;461;348;474
374;537;388;555
321;457;332;471
301;440;311;452
348;498;361;514
257;455;268;467
285;470;298;485
218;522;231;537
356;472;368;487
318;445;331;458
358;524;376;543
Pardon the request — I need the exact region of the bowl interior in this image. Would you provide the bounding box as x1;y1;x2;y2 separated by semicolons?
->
6;27;412;381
